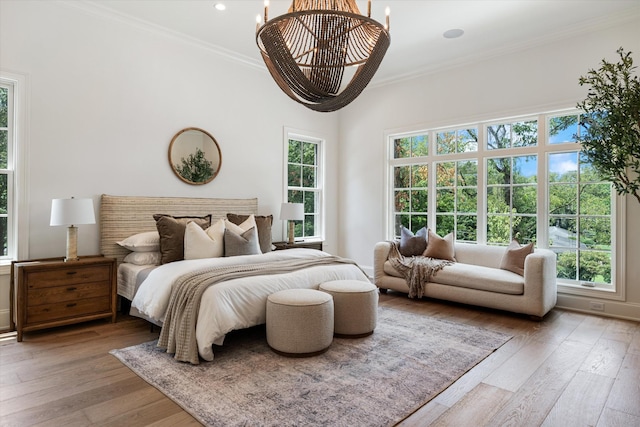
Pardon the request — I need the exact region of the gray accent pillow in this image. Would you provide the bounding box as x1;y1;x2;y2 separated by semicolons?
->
224;226;261;257
399;226;427;256
226;213;273;253
153;214;211;264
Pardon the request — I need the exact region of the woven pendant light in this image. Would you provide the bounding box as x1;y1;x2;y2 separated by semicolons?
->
256;0;390;112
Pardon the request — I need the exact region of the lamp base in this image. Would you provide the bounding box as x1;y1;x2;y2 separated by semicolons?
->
288;221;295;244
65;225;79;262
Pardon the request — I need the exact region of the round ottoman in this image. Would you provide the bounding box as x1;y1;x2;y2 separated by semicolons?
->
319;280;378;338
266;289;334;357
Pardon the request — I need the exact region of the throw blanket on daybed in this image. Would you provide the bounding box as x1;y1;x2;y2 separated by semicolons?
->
387;242;453;299
158;255;363;364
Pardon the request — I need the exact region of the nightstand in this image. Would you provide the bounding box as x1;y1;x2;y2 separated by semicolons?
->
12;255;117;342
273;241;323;251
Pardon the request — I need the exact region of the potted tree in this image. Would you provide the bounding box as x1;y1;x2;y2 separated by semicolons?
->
577;47;640;203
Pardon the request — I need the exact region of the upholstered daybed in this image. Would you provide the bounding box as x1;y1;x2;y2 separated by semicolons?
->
374;240;558;318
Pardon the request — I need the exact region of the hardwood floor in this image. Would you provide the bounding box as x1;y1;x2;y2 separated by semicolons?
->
1;292;639;426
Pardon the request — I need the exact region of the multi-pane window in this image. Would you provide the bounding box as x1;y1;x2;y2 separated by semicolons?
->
486;155;537;244
487;120;538;149
436;128;478;154
0;83;11;258
287;137;322;240
392;135;428;235
435;160;478;242
547;114;614;286
388;111;619;292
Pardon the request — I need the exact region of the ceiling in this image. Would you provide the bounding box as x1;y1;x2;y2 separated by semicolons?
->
80;0;640;85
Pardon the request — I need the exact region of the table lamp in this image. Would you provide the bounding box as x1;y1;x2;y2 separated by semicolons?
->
279;202;304;244
50;197;96;261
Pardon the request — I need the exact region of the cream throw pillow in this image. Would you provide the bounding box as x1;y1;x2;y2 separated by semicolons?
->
184;218;226;260
500;239;534;276
422;229;456;261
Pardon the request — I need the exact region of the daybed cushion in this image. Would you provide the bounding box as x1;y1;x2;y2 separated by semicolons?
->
383;261;524;295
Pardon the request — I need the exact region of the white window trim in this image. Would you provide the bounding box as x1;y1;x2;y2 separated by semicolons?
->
283;127;325;243
385;109;626;301
0;70;29;273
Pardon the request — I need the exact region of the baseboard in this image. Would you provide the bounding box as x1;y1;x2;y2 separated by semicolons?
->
0;308;10;331
556;293;640;322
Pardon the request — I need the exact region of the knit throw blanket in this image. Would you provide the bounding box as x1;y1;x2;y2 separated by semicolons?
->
387;242;454;299
158;256;363;364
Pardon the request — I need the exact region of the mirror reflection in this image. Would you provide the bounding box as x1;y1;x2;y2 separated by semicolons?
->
169;127;222;185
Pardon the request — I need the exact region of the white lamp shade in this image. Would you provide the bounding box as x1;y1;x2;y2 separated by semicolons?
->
50;198;96;226
279;203;304;221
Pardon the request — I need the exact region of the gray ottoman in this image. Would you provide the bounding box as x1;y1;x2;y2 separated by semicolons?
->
266;289;334;357
319;280;378;337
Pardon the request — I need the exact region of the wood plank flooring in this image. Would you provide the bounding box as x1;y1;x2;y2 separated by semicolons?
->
1;291;638;426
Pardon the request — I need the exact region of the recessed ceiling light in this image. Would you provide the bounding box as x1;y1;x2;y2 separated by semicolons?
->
443;29;464;39
214;3;226;11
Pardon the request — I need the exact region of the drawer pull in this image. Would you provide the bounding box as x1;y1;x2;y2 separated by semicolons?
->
66;287;77;291
66;303;77;308
66;271;78;275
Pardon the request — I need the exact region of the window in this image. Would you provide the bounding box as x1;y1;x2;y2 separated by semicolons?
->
392;135;429;235
435;160;478;242
547;114;614;289
285;132;323;241
0;72;26;265
486;154;537;245
0;81;13;259
387;110;621;296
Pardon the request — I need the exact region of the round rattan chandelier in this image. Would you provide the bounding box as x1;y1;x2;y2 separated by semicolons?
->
256;0;391;112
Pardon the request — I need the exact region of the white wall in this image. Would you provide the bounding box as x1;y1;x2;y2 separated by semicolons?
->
0;0;341;329
337;18;640;319
1;1;639;328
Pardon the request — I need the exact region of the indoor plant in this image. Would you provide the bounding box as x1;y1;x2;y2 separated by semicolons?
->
577;47;640;203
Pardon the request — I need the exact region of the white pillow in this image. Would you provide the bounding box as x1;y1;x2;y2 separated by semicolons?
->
117;231;160;252
184;218;226;260
123;251;161;266
224;214;256;235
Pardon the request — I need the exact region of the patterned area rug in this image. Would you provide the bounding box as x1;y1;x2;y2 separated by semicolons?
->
110;306;511;427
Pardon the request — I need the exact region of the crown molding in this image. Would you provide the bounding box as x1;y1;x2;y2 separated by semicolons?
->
59;0;266;73
371;7;640;89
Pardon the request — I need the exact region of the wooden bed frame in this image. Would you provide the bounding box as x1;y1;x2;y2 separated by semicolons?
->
99;194;258;265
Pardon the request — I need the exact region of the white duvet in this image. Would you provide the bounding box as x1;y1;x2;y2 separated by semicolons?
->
130;248;369;361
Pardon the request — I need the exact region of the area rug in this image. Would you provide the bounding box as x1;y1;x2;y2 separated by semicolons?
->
110;306;511;427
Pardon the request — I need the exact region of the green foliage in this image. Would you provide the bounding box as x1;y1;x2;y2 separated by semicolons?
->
577;47;640;204
0;87;8;255
175;147;214;183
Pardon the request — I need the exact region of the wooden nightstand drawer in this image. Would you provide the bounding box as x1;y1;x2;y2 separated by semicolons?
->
26;265;111;289
26;296;112;324
12;256;117;341
27;282;111;306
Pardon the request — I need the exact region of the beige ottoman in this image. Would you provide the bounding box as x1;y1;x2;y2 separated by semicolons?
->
266;289;334;357
319;280;378;338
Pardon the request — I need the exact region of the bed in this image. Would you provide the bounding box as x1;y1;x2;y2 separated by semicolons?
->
99;194;370;363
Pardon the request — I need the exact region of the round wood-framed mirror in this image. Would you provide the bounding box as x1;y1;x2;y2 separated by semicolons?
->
168;127;222;185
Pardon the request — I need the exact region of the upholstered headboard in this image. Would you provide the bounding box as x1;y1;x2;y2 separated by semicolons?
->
99;194;258;264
